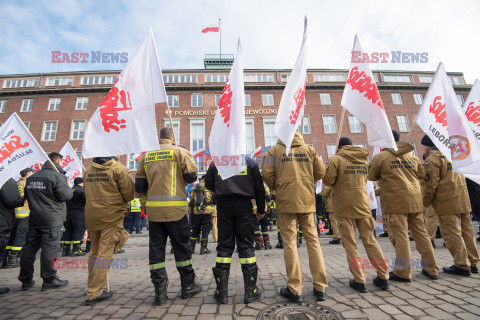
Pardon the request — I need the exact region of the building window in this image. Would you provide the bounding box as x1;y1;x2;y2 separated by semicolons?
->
383;75;412;83
191;94;203;107
21;99;33;112
263;118;277;147
81;75;117;85
215;94;222;107
413;93;423;105
396;114;410;132
0;100;6;113
163;74;197;83
322;115;337;134
392;93;403;105
23;122;30;129
408;142;417;156
70;120;86;140
419;75;433;83
127;153;139;171
245;119;255;155
314;73;347;82
190;120;205;172
280;74;289;82
76;151;82;160
450;76;461;85
320;93;332;105
3;78;38;88
45;77;73;86
244;74;274;83
205;74;228;83
457;94;465;106
245;94;251;107
167;95;179;108
164;119;180;145
298;116;310;134
348;115;363;133
42;121;57;141
262;94;274;106
75;97;89;110
48;98;61;111
353;143;367;149
326;144;336;158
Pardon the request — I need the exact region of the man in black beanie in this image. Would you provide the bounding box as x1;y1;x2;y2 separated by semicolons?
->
62;177;87;257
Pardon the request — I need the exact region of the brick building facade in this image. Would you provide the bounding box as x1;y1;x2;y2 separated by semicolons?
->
0;68;471;175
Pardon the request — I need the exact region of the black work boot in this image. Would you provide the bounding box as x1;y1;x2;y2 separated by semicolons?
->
154;279;168;306
379;232;389;237
329;239;341;244
41;277;68;291
62;244;71;257
276;232;283;249
200;239;211;255
1;249;10;268
6;251;20;268
254;236;262;250
70;244;86;257
85;291;113;306
21;280;35;291
349;279;367;293
263;235;272;250
180;272;202;299
242;264;262;303
190;238;197;254
213;267;229;304
373;276;389;290
0;287;9;295
85;241;91;253
443;265;471;277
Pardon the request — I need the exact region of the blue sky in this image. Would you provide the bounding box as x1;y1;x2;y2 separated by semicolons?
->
1;0;479;83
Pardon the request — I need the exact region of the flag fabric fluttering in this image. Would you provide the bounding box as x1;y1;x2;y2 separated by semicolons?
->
275;17;308;156
415;63;480;184
0;113;49;187
253;146;262;157
202;24;219;33
82;27;166;158
59;141;84;184
341;35;397;150
463;79;480;144
208;39;246;179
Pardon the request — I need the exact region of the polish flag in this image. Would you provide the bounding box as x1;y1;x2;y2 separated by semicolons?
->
341;35;397;150
208;39;246;179
275;17;308;155
134;152;146;161
193;148;206;158
253;146;262;157
82;27;167;158
415;63;480;184
202;24;219;33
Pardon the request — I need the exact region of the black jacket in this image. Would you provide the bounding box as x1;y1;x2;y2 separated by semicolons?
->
0;178;25;232
25;161;73;229
205;156;265;213
67;185;86;213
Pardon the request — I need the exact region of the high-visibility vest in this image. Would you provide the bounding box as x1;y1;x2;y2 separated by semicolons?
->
129;198;141;213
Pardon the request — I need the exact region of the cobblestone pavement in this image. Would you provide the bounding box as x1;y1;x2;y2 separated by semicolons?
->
1;230;480;320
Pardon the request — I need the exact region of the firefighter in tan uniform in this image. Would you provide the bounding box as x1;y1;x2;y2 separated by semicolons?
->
320;186;340;244
135;127;202;305
323;137;389;293
190;181;215;255
83;157;134;305
421;135;479;276
368;131;438;281
262;131;328;302
6;168;34;268
423;206;438;245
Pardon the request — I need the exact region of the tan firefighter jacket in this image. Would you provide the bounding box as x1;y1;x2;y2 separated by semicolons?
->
320;186;334;213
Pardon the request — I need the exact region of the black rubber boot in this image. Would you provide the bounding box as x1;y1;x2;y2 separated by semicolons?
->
212;267;229;304
263;235;272;250
62;244;71;257
5;251;20;268
85;241;91;253
275;232;283;249
242;264;262;303
154;279;168;306
1;249;10;268
200;239;211;255
190;238;197;254
70;244;86;257
180;272;202;299
254;236;262;250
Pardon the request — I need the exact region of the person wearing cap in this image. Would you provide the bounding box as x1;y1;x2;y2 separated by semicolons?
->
83;156;135;305
4;168;34;268
262;131;328;302
368;131;438;282
323;137;389;293
421;135;479;276
62;177;87;257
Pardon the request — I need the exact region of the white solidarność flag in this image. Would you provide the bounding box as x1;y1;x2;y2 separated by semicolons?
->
59;142;84;184
341;35;397;150
82;27;166;158
463;79;480;148
0;113;49;187
208;39;246;179
275;17;307;156
415;63;480;184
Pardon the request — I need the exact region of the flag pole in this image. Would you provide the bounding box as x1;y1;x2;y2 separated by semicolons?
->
336;106;347;145
404;121;416;142
301;117;305;134
219;18;222;58
160;103;177;145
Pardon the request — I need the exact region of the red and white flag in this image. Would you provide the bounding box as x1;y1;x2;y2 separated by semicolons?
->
341;35;397;150
193;148;206;158
253;146;262;157
415;63;480;184
275;17;307;155
59;142;84;184
0;113;49;187
208;39;246;179
202;24;219;33
82;27;166;158
463;79;480;142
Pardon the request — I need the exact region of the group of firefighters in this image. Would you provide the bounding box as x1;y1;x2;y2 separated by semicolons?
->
0;127;479;306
